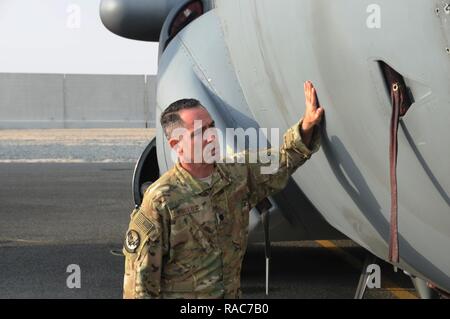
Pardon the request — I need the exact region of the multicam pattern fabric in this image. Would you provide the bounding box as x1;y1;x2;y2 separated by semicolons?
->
123;119;321;299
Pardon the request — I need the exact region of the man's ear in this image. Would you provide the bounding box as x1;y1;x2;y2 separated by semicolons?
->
169;138;181;154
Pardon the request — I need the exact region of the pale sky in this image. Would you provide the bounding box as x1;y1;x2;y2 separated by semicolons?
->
0;0;159;75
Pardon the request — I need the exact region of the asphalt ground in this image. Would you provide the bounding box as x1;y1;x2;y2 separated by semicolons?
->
0;129;418;299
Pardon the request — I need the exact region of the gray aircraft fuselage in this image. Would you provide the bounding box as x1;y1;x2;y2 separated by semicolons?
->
101;0;450;295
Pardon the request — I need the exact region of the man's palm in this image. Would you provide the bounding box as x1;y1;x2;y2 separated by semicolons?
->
303;81;324;130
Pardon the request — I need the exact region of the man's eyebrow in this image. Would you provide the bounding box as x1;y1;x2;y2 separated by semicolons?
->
191;121;216;137
191;121;215;136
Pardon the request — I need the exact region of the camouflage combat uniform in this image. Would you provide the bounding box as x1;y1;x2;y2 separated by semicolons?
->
123;119;321;299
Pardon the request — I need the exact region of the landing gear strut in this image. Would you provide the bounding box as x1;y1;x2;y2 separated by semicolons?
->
354;254;378;299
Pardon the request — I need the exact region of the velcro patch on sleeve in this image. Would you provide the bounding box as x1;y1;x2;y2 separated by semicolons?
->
134;210;160;241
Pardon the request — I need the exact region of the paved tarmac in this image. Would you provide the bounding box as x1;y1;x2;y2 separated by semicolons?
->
0;163;417;299
0;129;417;299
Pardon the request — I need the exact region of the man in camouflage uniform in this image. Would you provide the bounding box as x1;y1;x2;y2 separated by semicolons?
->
123;81;324;298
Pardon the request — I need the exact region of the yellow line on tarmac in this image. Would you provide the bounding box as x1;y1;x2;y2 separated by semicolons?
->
384;287;418;299
315;240;417;299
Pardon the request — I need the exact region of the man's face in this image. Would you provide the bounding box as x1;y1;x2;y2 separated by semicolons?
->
169;107;218;164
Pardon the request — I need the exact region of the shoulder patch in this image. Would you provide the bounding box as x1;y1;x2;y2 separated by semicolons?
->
124;230;140;253
134;210;156;236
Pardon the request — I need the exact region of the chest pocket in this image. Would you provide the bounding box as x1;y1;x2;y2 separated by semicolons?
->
168;202;216;257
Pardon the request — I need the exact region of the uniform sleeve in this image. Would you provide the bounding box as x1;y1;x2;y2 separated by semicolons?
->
246;118;321;208
122;193;169;299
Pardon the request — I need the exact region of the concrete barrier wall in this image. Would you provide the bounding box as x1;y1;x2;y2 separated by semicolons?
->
145;75;157;127
0;73;156;129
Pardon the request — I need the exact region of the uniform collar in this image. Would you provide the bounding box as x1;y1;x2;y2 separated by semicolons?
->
175;162;231;196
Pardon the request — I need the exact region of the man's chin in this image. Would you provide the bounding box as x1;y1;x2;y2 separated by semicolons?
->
183;159;216;165
202;149;217;164
186;149;218;164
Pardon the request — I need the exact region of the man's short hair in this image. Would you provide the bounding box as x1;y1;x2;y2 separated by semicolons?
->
160;98;204;139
